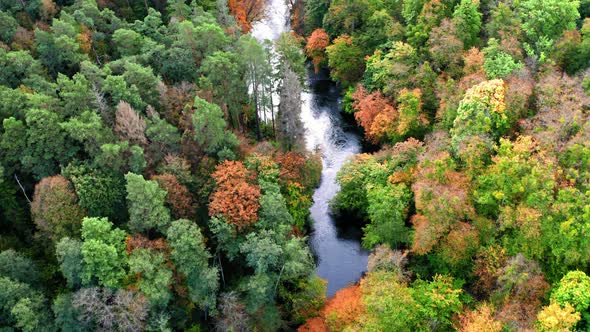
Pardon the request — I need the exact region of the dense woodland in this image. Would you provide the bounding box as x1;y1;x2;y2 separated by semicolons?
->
1;0;590;331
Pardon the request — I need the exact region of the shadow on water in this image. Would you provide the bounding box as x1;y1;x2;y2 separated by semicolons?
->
303;65;369;297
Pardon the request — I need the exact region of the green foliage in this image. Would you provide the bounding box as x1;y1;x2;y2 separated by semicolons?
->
55;237;83;289
483;38;523;79
326;35;365;87
0;277;53;331
0;249;39;286
452;0;482;49
361;271;419;331
129;248;173;308
551;271;590;312
167;219;218;311
450;79;508;148
412;275;463;330
191;96;238;155
80;217;128;288
363;183;411;249
516;0;580;53
125;172;171;233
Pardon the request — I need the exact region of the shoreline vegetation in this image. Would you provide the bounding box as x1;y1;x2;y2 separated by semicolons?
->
0;0;589;331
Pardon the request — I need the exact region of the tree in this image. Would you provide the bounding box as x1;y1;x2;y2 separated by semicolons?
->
55;237;83;289
361;271;418;331
0;10;17;44
452;0;481;49
128;248;173;308
80;217;128;288
363;183;411;249
114;101;148;146
536;301;580;332
199;50;245;129
209;160;261;230
413;275;463;331
450;79;507;147
72;287;148;332
0;277;53;331
152;174;194;220
305;28;330;73
31;175;86;242
167;219;219;311
277;66;304;151
191;96;237;155
325;35;365;86
516;0;580;53
65;166;126;222
2;109;77;179
483;38;523;79
0;249;40;286
227;0;264;33
428;19;463;73
551;271;590;313
459;304;502;332
125;173;171;234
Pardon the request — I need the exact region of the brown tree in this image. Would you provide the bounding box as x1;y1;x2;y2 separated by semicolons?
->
152;173;195;220
209;161;261;230
31;175;86;242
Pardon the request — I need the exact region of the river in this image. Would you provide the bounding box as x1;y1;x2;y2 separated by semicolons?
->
251;0;369;298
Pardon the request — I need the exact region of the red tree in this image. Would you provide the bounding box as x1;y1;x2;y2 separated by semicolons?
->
209;161;261;230
228;0;265;33
152;174;195;220
305;28;330;73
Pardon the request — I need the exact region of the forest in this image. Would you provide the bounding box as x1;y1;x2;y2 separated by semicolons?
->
0;0;589;331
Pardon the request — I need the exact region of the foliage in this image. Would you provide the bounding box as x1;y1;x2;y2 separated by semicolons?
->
125;172;171;234
551;271;590;312
80;217;128;288
209;161;261;230
167;219;219;311
536;301;581;332
31;175;86;242
325;35;365;86
305;28;330;73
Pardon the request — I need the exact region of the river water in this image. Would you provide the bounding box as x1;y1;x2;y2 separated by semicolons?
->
251;0;369;298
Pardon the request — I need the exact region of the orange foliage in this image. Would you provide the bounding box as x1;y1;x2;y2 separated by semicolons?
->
152;174;195;220
209;161;261;230
351;85;397;143
298;285;363;332
227;0;265;33
458;303;503;332
276;151;306;184
77;25;92;54
126;234;169;256
305;29;330;73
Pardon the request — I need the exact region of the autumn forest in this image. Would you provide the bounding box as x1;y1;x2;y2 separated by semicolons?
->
0;0;589;331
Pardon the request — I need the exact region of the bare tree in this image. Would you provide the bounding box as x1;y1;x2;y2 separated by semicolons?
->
72;287;149;332
114;101;148;146
215;292;251;332
277;66;304;150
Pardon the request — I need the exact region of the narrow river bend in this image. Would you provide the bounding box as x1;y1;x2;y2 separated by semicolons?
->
251;0;369;298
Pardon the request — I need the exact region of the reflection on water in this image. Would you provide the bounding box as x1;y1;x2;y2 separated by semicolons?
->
251;0;368;298
303;68;369;297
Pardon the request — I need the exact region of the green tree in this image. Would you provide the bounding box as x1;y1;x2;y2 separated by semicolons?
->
125;172;171;234
483;38;523;79
0;249;40;286
55;237;84;289
0;10;17;43
128;248;173;308
452;0;482;49
516;0;580;55
80;217;128;288
167;219;219;311
191;96;238;155
0;277;53;331
551;271;590;312
413;275;463;331
325;34;365;86
363;183;411;249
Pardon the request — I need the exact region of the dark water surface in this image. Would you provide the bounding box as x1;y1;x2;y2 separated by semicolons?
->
302;69;369;297
251;1;368;298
